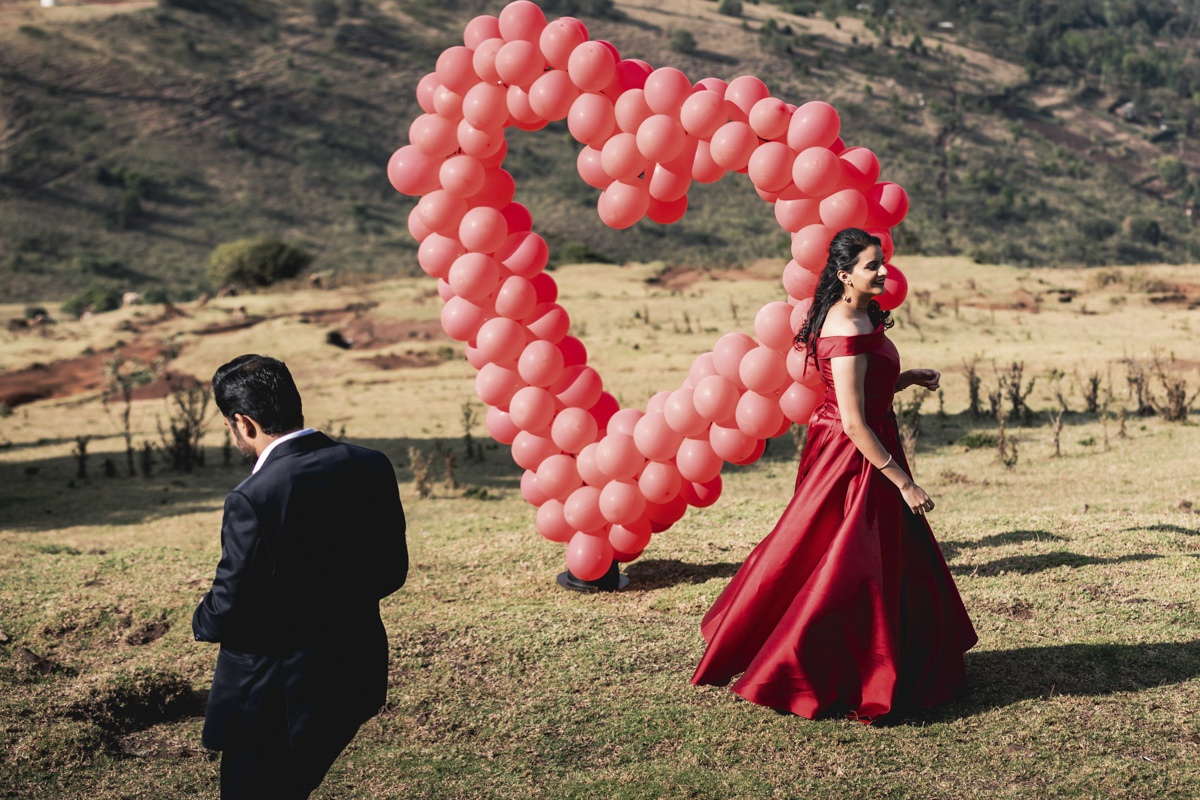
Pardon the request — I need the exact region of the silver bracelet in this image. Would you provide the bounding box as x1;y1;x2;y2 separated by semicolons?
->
878;454;895;471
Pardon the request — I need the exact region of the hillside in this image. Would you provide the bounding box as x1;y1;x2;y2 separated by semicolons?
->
0;0;1197;304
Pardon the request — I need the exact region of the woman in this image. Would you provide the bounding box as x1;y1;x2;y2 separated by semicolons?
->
691;228;977;721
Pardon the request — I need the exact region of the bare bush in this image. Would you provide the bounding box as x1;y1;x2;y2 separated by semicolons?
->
963;356;983;418
897;392;925;472
1150;350;1200;422
461;401;480;462
408;447;431;499
996;361;1036;423
997;407;1018;469
157;384;212;472
1082;370;1101;414
73;436;90;480
1049;410;1063;458
103;354;160;477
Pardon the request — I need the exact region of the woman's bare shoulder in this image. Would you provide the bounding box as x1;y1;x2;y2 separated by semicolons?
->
820;306;872;338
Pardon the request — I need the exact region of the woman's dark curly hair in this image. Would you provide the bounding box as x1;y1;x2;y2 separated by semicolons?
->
793;228;892;364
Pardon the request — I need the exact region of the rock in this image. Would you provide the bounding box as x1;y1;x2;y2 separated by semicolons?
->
1077;504;1089;514
16;646;58;674
1178;499;1194;511
122;292;142;307
0;628;9;643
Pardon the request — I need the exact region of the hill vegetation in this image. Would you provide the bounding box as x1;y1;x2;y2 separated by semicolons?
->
0;0;1197;304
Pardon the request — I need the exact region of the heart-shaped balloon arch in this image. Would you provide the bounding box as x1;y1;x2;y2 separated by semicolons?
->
389;1;912;581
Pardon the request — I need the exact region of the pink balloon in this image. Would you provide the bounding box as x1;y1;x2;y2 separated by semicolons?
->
448;252;499;302
486;405;522;445
464;15;501;49
791;224;836;273
713;332;756;388
600;179;649;229
511;429;560;471
790;297;815;340
754;301;795;352
471;38;504;85
551;406;599;454
564;485;606;532
647;195;688;225
780;381;823;424
436;46;480;95
645;390;672;415
530;272;557;304
459;207;509;254
416;72;441;114
643;67;692;116
636;115;685;164
609;519;651;555
839;147;880;194
475;315;525;363
747;142;795;193
819;188;869;231
437;278;455;302
457;119;505;159
787;101;841;152
709;122;758;171
509;385;556;432
479;140;509;169
441;296;487;341
792;147;842;197
497;231;549;278
387;145;441;196
469;168;516;209
536;498;575;542
407;206;433;242
552;365;603;408
589;392;619;432
524;302;570;343
688;352;719;385
507;84;542;125
774;197;821;233
496;40;544;87
736;391;784;439
600;133;648;182
786;345;816;385
639;461;681;504
536;453;582;501
633;412;684;462
613;89;652;134
521;468;550;507
568;92;616;147
783;260;819;300
603;58;651;100
749;97;791;140
676;437;722;483
559;336;588;367
439;155;485;199
607;408;644;437
566;530;612;580
693;375;739;424
465;340;487;369
518;339;565;387
725;75;770;119
476;362;526;408
599;479;646;526
709;423;755;463
495;275;537;320
739;346;789;395
539;18;587;70
680;90;727;139
645;493;688;530
417;234;465;279
681;474;722;508
528;70;579;121
877;262;908;311
664;387;709;437
499;0;546;43
578;145;614;189
595;433;645;480
576;442;610;487
734;438;767;466
568;41;617;93
409;114;458;158
691;140;726;184
417;190;468;236
866;182;910;228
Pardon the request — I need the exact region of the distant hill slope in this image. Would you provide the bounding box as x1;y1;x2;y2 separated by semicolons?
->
0;0;1195;304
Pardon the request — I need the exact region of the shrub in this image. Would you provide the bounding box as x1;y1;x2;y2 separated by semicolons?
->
670;29;698;55
718;0;742;16
23;306;47;319
141;286;170;304
957;431;998;449
1157;156;1187;190
206;238;313;287
554;241;614;265
1078;217;1117;239
61;285;120;318
1124;216;1162;244
308;0;338;27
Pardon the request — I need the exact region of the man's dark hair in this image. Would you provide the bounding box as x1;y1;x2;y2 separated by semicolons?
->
212;354;304;434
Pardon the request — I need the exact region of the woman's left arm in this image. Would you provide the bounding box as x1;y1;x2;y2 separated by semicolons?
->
897;369;941;392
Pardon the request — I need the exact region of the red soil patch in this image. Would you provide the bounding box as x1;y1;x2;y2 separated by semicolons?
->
646;262;782;293
0;343;190;408
334;316;447;350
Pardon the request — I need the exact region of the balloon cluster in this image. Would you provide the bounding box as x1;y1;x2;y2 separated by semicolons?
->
388;0;912;581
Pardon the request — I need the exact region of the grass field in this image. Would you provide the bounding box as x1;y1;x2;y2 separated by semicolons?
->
1;257;1199;798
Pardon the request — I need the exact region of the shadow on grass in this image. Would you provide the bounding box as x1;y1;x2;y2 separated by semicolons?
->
623;559;742;590
949;551;1161;576
1123;524;1200;536
899;639;1200;725
938;528;1070;559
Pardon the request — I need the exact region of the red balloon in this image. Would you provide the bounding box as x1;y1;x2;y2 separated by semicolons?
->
568;41;617;93
614;89;653;134
551;406;598;454
566;530;612;580
457;119;505;159
496;40;544;87
599;178;650;229
536;453;582;501
709;423;755;463
568;92;616;147
507;84;543;126
676;437;722;483
500;202;532;234
563;485;606;532
595;432;645;480
839;147;880;194
601;133;648;182
712;332;756;388
476;362;526;408
509;385;556;432
638;461;681;504
495;275;537;320
436;46;480;95
692;375;739;425
749;97;791;140
754;301;795;352
588;391;619;432
475;315;525;363
732;438;766;466
877;262;908;311
604;59;652;99
688;352;719;385
680;90;727;139
748;142;795;193
866;182;910;228
521;468;550;507
536;498;575;542
558;335;588;367
432;85;463;124
552;365;603;409
599;479;646;526
636;115;686;164
691;140;726;184
578;145;614;190
709;122;758;171
792;147;842;197
459;207;509;254
518;339;565;387
540;18;586;70
471;38;504;85
464;15;501;49
511;430;559;471
576;442;610;488
486;405;521;445
681;474;722;508
632;411;684;462
409;114;459;159
735;391;784;439
782;260;819;300
417;234;464;279
739;346;789;395
819;188;869;231
664;387;709;437
791;224;836;273
725;75;769;119
787;101;840;152
497;231;549;278
643;67;692;116
525;302;570;343
498;0;546;44
644;493;687;527
774;197;821;233
529;70;579;121
441;296;487;341
388;145;442;197
647;195;688;225
407;206;433;243
609;519;651;555
448;252;499;302
780;382;823;424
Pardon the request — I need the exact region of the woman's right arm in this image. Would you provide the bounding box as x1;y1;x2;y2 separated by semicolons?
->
829;355;934;514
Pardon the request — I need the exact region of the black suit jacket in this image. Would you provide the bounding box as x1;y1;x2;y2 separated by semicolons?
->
193;432;407;752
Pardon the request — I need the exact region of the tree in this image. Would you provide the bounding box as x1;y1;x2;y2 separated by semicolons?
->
206;238;313;288
1158;156;1187;190
669;29;697;55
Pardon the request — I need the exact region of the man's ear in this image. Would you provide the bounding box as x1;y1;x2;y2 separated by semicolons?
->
233;413;259;440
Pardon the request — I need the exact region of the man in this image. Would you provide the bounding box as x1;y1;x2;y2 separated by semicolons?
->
194;354;407;799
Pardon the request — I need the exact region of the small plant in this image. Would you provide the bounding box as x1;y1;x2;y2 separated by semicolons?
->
718;0;742;16
1078;436;1096;447
897;392;924;471
103;354;160;477
435;440;457;491
963;356;983;418
997;361;1036;424
1118;407;1127;438
957;431;997;449
996;407;1018;469
206;238;313;288
1122;359;1157;416
140;441;155;478
936;389;946;419
1150;350;1200;422
308;0;338;27
669;29;698;55
461;401;480;461
1049;410;1063;458
463;485;490;500
1082;370;1101;414
62;285;120;318
73;436;91;480
157;384;212;472
408;447;432;499
1046;368;1070;414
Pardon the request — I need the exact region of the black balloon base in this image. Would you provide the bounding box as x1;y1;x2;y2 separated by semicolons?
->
556;560;629;593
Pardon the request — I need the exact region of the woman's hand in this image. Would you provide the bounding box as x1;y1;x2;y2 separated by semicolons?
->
900;481;935;515
906;368;941;391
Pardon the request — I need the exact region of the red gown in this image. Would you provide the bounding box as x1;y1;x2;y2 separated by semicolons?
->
691;325;977;720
